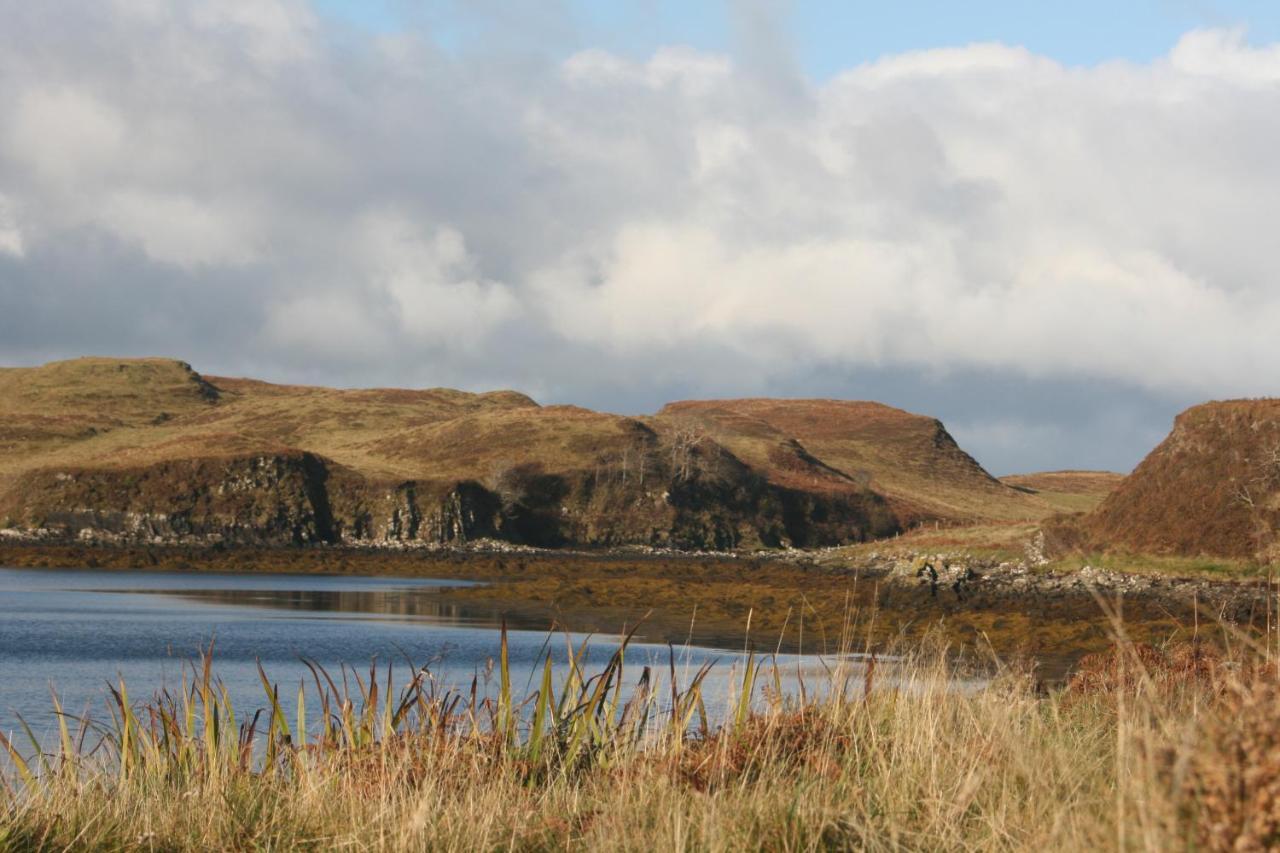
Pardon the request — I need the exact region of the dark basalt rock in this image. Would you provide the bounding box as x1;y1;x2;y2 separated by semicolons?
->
4;445;901;550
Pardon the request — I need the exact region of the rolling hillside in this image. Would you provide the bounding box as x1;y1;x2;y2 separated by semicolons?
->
0;358;1057;550
1001;471;1124;514
660;399;1045;524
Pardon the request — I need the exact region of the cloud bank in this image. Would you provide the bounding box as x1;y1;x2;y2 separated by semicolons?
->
2;1;1279;472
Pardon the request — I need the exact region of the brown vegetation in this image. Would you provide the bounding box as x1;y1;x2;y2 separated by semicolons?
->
1001;470;1124;513
1080;400;1280;558
661;398;1047;523
1;541;1257;682
1065;641;1225;698
0;358;1061;551
1063;639;1280;852
1190;674;1280;850
6;629;1280;850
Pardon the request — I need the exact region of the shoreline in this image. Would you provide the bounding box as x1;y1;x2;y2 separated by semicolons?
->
1;539;1270;682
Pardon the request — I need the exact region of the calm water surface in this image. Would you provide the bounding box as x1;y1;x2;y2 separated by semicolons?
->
0;567;836;742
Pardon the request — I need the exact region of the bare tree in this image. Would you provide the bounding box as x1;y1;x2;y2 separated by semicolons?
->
667;421;713;482
486;459;538;511
1233;440;1280;561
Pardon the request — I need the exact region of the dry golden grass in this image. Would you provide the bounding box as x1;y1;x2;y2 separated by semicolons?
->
3;361;1063;520
0;359;1080;551
1044;550;1260;580
4;623;1278;852
0;358;546;482
820;521;1042;567
1001;470;1124;514
661;399;1051;523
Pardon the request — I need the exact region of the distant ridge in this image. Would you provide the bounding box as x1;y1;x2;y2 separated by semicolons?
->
0;357;1058;550
1000;471;1123;514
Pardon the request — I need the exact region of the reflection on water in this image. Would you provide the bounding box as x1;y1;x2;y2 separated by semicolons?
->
1;567;891;745
129;586;553;633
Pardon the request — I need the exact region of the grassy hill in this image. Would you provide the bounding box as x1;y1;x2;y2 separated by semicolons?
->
1000;470;1124;514
0;358;1059;550
1079;400;1280;558
660;399;1046;524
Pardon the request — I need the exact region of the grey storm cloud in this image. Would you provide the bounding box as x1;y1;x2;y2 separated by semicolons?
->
1;0;1279;474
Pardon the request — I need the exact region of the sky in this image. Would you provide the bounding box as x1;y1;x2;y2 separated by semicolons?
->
2;1;1280;476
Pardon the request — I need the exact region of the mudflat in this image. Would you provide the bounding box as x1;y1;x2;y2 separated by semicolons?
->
2;541;1266;683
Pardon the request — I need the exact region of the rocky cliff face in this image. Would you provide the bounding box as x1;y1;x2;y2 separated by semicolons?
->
2;446;898;550
3;453;337;545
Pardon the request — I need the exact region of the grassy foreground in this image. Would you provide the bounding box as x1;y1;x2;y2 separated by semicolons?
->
2;623;1278;851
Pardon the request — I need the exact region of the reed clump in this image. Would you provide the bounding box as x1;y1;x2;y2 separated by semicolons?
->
1;624;1278;851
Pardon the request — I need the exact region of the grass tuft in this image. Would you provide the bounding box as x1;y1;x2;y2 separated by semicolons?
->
4;622;1280;850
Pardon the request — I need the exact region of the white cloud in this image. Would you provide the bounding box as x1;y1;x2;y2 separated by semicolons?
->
261;291;388;362
843;42;1045;85
525;32;1280;398
356;213;518;344
6;88;126;185
0;195;23;258
103;191;259;267
188;0;318;68
1169;28;1280;85
2;5;1280;434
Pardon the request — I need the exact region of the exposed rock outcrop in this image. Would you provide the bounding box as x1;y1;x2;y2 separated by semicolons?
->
0;357;1052;551
2;448;898;550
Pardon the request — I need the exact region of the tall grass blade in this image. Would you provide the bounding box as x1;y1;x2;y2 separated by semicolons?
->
49;688;75;771
296;681;307;752
527;653;554;765
0;729;35;789
734;650;758;730
498;619;514;747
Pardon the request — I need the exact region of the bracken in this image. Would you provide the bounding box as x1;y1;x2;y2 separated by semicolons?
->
1187;672;1280;851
